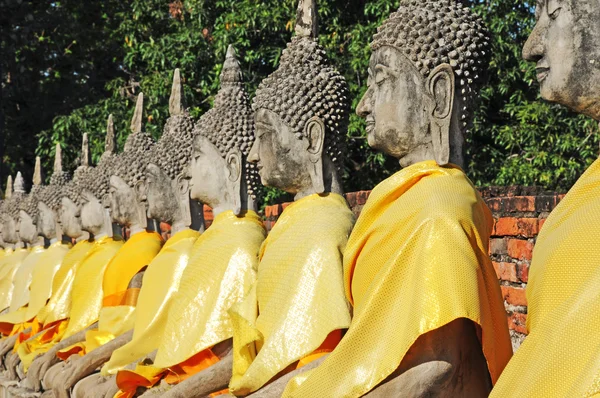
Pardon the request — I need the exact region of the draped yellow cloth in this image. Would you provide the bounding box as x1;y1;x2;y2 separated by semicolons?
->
284;161;512;398
58;231;162;359
102;229;200;375
0;247;30;313
23;241;71;322
491;157;600;397
6;247;41;314
229;194;354;396
36;239;94;326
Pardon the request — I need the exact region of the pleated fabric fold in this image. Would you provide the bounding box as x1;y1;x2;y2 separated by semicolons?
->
284;161;512;398
0;247;30;313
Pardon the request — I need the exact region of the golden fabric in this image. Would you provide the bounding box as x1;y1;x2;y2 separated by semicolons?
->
153;211;266;370
17;319;68;371
36;240;94;326
0;248;29;313
283;161;512;398
5;247;39;313
491;157;600;398
58;231;162;358
24;241;71;322
229;194;354;396
102;229;200;375
60;237;123;340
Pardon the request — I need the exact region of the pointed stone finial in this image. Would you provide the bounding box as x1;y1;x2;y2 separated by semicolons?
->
54;143;63;175
5;176;12;199
295;0;318;39
130;93;144;134
220;45;243;85
81;133;91;167
14;172;25;194
169;69;184;116
106;114;117;154
33;157;43;186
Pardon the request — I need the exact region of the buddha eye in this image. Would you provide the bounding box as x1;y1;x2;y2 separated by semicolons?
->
547;0;562;20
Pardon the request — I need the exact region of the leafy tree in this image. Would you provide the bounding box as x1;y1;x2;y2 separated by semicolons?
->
2;0;598;202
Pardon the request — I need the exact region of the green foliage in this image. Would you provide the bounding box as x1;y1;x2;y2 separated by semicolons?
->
2;0;598;201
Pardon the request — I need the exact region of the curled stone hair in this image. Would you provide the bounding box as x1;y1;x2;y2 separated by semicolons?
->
150;69;195;181
252;0;350;171
19;157;44;219
38;144;72;212
194;45;261;199
112;93;156;188
4;172;27;220
371;0;491;132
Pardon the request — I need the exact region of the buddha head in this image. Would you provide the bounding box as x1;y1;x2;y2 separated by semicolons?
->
110;94;155;232
66;128;116;238
143;69;201;230
189;45;260;216
523;0;600;120
248;0;350;199
37;144;71;240
0;176;19;245
357;0;490;169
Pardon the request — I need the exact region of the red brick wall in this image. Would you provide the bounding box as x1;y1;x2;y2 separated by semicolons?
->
259;187;565;351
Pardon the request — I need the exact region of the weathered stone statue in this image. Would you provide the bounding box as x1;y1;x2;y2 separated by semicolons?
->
220;2;355;397
283;1;513;397
70;69;205;398
491;2;600;397
102;46;267;398
44;94;164;397
23;129;124;393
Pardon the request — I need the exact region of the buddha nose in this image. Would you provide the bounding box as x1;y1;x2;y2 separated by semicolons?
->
248;139;260;163
523;22;545;63
356;88;372;119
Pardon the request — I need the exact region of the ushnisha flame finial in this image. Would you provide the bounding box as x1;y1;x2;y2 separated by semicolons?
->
130;93;144;134
106;114;117;154
33;157;43;186
81;133;91;167
220;45;243;86
54;144;63;174
5;176;12;199
14;172;25;194
295;0;318;39
169;69;184;116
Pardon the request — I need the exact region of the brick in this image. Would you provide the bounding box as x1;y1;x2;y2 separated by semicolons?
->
535;195;556;212
493;261;518;282
203;205;214;223
489;238;507;256
494;217;518;236
357;191;371;206
507;196;536;212
539;218;547;231
517;263;530;283
501;286;528;307
507;312;528;334
345;192;357;208
507;238;534;260
486;198;503;212
281;202;292;211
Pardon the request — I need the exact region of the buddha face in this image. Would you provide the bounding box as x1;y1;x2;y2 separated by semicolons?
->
38;202;57;239
249;109;314;194
189;136;229;208
80;192;106;236
18;210;39;244
60;197;83;239
145;163;180;224
109;175;145;228
1;215;19;244
357;46;433;161
523;0;600;120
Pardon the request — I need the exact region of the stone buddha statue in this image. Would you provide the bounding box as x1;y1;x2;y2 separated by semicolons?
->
283;1;513;397
491;2;600;397
103;46;266;398
69;69;205;397
43;94;164;397
23;128;125;393
222;2;355;397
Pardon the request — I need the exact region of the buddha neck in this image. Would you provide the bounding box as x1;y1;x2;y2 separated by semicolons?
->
75;232;90;243
294;156;343;201
30;236;45;248
129;224;147;237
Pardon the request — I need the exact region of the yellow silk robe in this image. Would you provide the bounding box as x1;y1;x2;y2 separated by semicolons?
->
0;247;30;313
284;161;512;398
102;229;200;374
229;194;354;396
17;239;94;370
491;158;600;397
59;231;162;358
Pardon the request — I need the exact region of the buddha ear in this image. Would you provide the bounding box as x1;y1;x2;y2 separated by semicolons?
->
134;180;149;229
426;63;455;166
304;117;326;194
175;174;192;227
226;148;243;216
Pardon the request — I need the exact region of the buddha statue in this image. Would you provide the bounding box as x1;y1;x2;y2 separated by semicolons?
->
69;69;205;398
490;2;600;397
283;1;513;397
43;94;164;397
23;128;124;393
94;46;265;398
215;2;355;397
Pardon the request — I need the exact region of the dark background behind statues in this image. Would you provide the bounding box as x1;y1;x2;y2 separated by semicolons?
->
2;0;598;203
